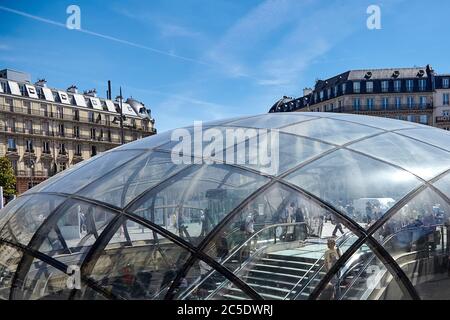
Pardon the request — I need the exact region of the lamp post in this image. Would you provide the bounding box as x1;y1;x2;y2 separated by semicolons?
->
119;87;125;145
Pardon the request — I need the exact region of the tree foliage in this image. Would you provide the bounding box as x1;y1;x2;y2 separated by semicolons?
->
0;157;16;196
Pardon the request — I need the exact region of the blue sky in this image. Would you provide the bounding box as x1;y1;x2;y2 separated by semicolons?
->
1;0;450;132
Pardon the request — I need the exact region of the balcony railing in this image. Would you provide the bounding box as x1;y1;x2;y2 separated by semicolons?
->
332;104;433;113
436;116;450;123
0;103;154;132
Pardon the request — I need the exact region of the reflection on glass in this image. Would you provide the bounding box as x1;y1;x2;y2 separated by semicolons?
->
129;164;268;245
286;149;421;228
434;173;450;197
178;184;358;300
0;244;22;300
34;200;116;266
79;151;188;208
224;132;333;176
227;114;315;129
329;114;418;131
348;133;450;180
281;118;383;145
373;188;450;300
317;244;407;300
397;128;450;152
0;195;65;246
86;220;191;300
14;258;71;300
42;150;143;194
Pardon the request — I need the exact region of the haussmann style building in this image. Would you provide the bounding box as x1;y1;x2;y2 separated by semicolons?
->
0;68;156;194
268;65;450;131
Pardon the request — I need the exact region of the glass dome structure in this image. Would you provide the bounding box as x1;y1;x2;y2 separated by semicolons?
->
1;112;450;300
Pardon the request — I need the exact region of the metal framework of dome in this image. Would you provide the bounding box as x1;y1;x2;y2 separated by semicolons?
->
0;113;450;300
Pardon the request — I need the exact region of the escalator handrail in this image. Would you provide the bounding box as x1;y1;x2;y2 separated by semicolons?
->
338;223;447;300
178;221;310;300
291;232;354;300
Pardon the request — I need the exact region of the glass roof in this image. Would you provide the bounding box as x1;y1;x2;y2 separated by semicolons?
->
0;112;449;300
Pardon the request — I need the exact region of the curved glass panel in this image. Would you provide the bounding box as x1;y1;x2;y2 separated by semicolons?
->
372;188;450;300
0;196;31;229
224;132;333;176
85;220;191;300
0;195;66;246
13;258;71;300
317;243;408;300
433;173;450;197
396;128;450;152
0;243;23;300
194;183;358;300
227;114;316;129
114;129;174;151
281;118;383;145
348;133;450;180
79;151;188;208
0;113;448;300
328;114;419;130
129;164;269;245
42;150;143;194
286;149;421;228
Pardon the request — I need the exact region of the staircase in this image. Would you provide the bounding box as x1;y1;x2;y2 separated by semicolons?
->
217;251;326;300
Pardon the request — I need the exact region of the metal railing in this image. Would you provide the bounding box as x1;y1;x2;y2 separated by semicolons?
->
336;223;449;300
177;222;312;300
0;103;155;133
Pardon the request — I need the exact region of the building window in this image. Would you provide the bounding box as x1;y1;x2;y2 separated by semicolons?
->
91;145;97;156
394;80;401;92
395;97;402;109
25;119;33;134
443;78;449;89
407;96;414;108
407;115;414;122
327;88;331;98
58;123;65;137
444;93;450;105
406;80;414;92
367;98;374;110
7;138;16;151
418;79;426;91
353;82;360;93
353;98;360;111
75;144;82;156
334;85;338;96
419;115;428;124
342;83;347;94
419;96;427;108
73;126;80;138
57;106;64;119
443;110;450;116
381;81;389;93
42;141;50;154
73;109;80;121
59;143;66;155
319;91;324;100
366;81;373;93
88;111;95;123
26;140;34;153
58;163;67;172
23;101;31;114
90;128;96;140
40;104;48;117
382;97;389;109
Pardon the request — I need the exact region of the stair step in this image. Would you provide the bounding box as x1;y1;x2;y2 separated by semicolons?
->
259;257;320;269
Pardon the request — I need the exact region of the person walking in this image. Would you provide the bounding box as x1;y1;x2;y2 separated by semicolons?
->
331;213;344;237
324;238;342;299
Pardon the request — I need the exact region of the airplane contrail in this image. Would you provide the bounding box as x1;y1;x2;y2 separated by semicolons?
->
0;5;211;66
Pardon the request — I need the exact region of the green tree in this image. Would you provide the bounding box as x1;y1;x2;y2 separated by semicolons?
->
0;157;16;196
